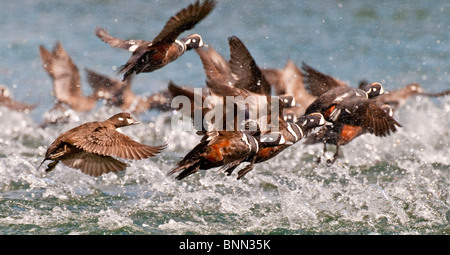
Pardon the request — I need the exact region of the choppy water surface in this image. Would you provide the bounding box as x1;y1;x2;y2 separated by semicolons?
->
0;0;449;234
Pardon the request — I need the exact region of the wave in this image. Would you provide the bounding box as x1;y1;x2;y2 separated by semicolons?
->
0;95;449;234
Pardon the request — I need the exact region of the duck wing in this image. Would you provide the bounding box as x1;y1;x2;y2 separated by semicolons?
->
152;0;217;45
302;62;348;97
72;126;166;160
61;151;127;176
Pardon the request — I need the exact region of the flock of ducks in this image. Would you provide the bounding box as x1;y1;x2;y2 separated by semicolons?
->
1;0;449;180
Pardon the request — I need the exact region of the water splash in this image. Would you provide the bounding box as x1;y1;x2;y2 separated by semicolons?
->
1;95;449;234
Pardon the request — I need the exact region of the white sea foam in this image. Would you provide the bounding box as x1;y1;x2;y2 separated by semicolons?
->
1;0;450;234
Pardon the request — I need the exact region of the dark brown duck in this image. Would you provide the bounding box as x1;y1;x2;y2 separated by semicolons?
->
302;63;401;163
95;0;217;81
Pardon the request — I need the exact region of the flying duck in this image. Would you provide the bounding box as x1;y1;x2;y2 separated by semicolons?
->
38;112;166;176
95;0;217;81
302;63;401;164
39;42;103;113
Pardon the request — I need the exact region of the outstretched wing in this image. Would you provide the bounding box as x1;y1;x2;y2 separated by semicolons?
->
73;127;166;160
61;151;127;176
228;36;271;95
360;103;402;137
39;42;83;104
0;87;36;112
195;46;235;86
302;62;348;97
335;99;402;137
152;0;217;45
95;27;148;51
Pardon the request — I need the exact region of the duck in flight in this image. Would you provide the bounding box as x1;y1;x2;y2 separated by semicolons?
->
95;0;217;81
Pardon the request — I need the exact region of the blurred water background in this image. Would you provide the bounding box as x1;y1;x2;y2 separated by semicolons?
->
0;0;449;234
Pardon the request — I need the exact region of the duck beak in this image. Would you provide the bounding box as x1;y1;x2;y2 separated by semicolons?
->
128;117;140;125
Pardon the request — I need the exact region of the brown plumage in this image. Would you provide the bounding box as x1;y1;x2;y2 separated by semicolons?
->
39;42;101;112
0;85;36;112
227;36;272;95
302;62;348;97
38;112;166;176
195;36;272;96
193;39;324;179
302;63;396;136
95;0;217;81
195;36;295;133
168;37;289;180
221;112;325;179
262;60;316;120
304;88;399;137
86;69;172;114
195;37;294;135
169;36;282;134
167;130;261;180
302;63;401;163
375;83;450;112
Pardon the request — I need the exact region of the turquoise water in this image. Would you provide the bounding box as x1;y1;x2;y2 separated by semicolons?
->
0;0;449;234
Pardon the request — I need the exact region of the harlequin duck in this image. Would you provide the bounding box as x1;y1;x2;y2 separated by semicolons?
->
168;79;291;180
224;112;325;179
86;69;172;114
95;0;217;81
168;37;286;133
37;112;166;176
39;42;102;112
194;41;323;179
169;36;306;180
303;63;399;133
304;84;392;131
168;129;284;180
199;79;322;179
302;63;401;163
196;37;298;134
0;85;36;112
262;60;316;121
